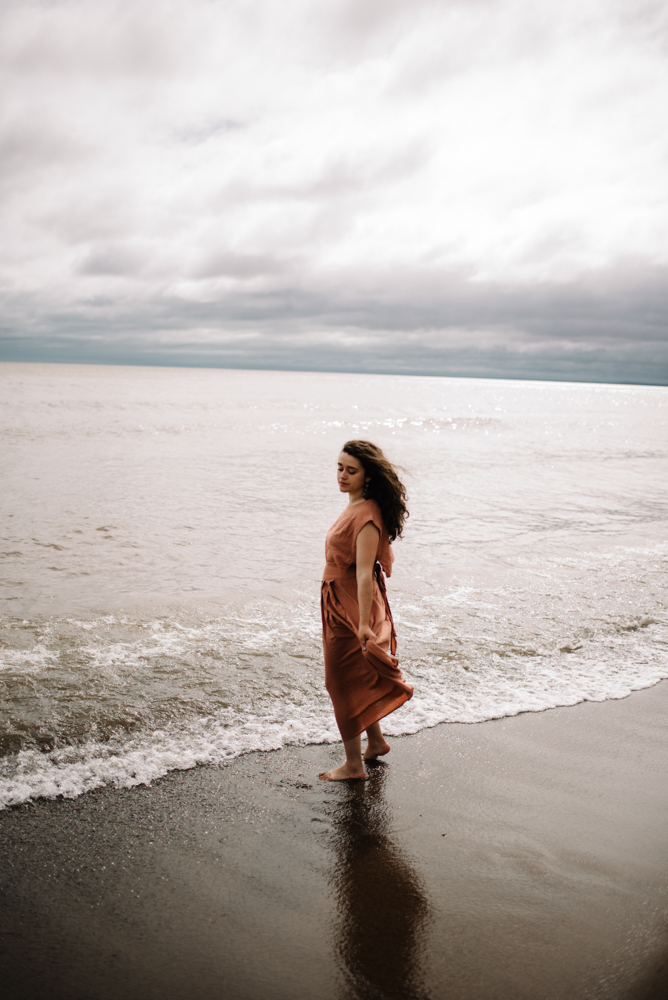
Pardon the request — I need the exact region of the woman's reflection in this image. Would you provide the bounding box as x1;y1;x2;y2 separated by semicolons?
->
326;765;432;1000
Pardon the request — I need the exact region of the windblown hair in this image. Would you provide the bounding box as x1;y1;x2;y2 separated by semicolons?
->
342;440;409;542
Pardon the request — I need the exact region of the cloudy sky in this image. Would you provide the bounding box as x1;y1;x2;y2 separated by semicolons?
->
1;0;667;383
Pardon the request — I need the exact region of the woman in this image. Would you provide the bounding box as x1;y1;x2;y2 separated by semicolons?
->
319;440;413;781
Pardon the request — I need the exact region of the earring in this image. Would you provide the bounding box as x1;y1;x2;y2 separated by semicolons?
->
363;480;371;499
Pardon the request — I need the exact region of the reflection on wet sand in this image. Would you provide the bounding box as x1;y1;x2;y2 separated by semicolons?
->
326;764;432;1000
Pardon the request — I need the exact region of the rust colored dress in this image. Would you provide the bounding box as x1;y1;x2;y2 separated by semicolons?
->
321;499;413;741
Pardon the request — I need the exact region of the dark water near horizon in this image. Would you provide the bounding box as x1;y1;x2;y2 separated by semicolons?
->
1;362;667;807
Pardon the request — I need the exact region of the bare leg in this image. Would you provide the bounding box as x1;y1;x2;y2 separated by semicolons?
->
364;720;391;759
319;734;368;781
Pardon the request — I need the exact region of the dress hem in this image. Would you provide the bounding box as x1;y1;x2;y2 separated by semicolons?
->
337;688;413;742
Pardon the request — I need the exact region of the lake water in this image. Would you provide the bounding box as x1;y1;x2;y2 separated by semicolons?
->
1;362;667;808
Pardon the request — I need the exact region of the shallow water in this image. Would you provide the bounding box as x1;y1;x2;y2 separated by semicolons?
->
1;362;667;807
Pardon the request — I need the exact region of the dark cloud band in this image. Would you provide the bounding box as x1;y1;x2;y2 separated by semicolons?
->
2;262;666;384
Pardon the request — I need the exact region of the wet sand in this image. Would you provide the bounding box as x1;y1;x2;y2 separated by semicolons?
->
2;682;668;1000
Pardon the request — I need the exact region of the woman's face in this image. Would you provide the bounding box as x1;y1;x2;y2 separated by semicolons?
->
337;451;368;501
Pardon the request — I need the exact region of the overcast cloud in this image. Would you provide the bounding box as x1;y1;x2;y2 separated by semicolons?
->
1;0;667;382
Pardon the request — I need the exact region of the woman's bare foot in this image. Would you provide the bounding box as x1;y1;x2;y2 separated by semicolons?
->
319;763;368;781
364;738;391;760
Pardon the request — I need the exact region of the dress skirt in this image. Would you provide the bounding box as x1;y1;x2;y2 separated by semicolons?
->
321;564;413;741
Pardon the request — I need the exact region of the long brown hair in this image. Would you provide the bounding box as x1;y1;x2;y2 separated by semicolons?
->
342;440;409;541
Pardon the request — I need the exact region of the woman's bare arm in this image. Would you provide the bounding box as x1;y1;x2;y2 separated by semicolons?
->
356;521;380;647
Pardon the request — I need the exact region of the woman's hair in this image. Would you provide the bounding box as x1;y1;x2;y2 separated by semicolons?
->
342;440;409;541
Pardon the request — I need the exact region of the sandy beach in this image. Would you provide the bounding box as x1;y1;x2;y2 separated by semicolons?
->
2;682;668;1000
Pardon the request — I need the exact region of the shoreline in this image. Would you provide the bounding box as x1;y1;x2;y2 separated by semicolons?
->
5;671;668;810
2;682;668;999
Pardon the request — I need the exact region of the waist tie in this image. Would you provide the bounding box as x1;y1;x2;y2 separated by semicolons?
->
321;561;397;657
373;561;398;657
321;564;358;582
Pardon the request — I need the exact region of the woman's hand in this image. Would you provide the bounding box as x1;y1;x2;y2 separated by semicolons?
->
358;623;378;651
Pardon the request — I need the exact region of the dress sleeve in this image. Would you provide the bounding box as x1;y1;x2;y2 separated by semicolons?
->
352;502;392;572
352;506;382;547
361;501;394;577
